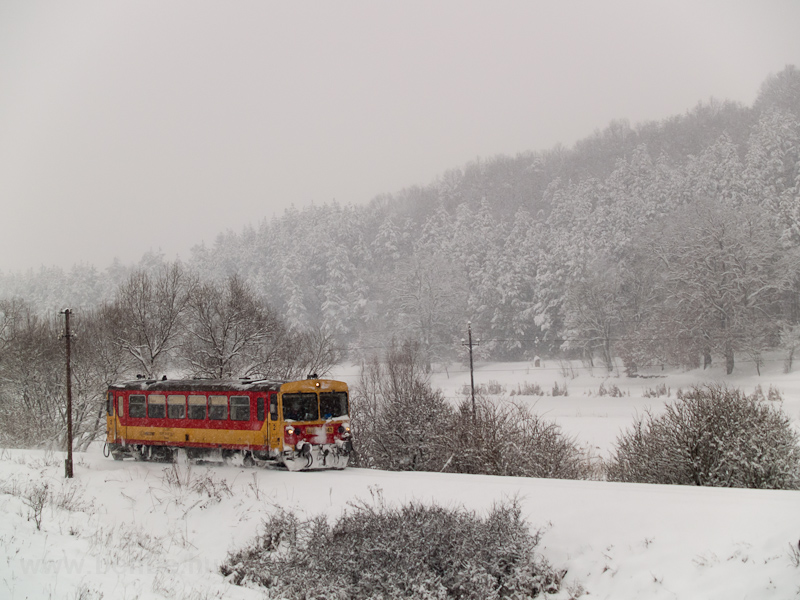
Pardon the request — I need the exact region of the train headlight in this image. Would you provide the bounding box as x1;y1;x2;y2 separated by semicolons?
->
337;425;351;436
285;426;296;436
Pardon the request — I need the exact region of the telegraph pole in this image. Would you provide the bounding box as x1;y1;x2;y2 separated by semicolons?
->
461;322;479;419
61;309;74;478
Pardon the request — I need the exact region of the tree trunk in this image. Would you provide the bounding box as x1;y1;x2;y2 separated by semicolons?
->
725;343;735;375
603;337;614;372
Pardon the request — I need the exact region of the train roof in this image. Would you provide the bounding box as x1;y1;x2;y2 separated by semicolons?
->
109;378;288;393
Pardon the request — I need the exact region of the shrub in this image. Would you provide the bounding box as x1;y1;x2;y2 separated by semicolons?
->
607;385;800;489
483;380;506;395
351;340;454;471
510;382;545;396
221;498;564;599
460;381;507;396
449;398;593;480
642;383;669;398
350;342;453;471
23;481;49;530
597;383;625;397
351;344;593;480
751;384;784;402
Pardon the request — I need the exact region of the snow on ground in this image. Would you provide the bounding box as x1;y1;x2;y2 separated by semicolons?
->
2;359;800;599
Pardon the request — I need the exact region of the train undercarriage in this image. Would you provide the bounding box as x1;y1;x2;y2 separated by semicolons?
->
106;440;352;471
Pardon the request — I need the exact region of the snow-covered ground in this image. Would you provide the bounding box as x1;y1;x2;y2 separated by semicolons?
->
2;359;800;599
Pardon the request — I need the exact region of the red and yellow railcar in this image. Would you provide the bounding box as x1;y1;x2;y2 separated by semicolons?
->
105;376;352;470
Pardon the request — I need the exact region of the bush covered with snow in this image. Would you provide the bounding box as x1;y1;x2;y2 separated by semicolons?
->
448;398;596;480
606;385;800;489
221;498;563;599
350;340;454;471
351;341;595;479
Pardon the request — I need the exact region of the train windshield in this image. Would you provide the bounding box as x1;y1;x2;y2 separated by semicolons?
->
320;392;348;419
282;393;319;421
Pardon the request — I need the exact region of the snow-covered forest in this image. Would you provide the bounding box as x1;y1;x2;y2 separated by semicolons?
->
2;66;800;376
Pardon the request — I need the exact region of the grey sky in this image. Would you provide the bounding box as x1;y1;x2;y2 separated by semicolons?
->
1;1;798;273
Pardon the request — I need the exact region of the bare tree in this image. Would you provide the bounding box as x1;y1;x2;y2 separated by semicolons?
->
181;275;285;378
0;302;132;449
0;301;63;447
106;262;190;378
250;324;343;381
291;325;343;378
69;307;134;449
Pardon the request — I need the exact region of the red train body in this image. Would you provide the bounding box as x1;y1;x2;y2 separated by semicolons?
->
105;376;352;470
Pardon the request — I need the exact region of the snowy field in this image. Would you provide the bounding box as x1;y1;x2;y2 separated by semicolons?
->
2;359;800;599
421;356;800;457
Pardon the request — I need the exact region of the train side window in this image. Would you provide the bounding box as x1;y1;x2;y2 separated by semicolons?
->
107;392;114;416
257;397;265;421
208;395;228;420
188;395;206;420
230;396;250;421
148;394;166;419
168;395;186;419
117;395;124;417
269;396;278;420
129;395;146;418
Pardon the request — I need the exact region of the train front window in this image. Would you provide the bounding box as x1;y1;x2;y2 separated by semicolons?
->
148;394;166;419
230;396;250;421
320;392;348;418
129;395;146;418
282;393;318;421
168;395;186;419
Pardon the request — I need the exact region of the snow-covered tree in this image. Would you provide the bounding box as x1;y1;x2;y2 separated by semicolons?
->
105;262;190;378
181;274;284;378
561;261;626;370
652;198;789;373
745;108;800;247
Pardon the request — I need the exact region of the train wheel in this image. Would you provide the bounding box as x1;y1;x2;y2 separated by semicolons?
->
243;452;255;467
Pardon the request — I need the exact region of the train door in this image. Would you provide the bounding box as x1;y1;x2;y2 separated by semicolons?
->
106;391;117;442
267;392;282;452
116;393;125;442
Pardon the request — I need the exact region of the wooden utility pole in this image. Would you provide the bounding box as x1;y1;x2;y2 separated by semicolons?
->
462;322;479;419
61;308;74;478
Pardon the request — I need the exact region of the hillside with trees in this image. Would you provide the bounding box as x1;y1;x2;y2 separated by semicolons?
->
184;66;800;374
2;66;799;379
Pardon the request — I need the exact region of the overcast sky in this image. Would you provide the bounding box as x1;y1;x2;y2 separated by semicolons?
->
1;1;799;273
